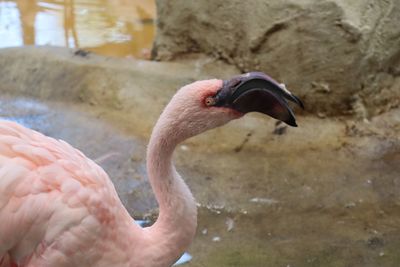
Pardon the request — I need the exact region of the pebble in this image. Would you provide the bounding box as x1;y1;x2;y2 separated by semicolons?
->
212;236;221;242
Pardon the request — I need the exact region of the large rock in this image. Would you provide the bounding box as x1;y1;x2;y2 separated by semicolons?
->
153;0;400;117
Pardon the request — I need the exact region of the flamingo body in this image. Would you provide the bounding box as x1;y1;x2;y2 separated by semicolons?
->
0;121;142;266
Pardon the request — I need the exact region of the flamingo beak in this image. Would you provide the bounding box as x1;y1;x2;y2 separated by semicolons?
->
213;72;304;127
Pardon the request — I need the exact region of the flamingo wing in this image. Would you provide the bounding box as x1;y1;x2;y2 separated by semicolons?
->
0;120;140;266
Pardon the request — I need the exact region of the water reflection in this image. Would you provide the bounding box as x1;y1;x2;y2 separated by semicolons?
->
0;0;155;58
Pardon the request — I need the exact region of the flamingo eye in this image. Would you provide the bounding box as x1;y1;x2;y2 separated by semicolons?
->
205;96;216;107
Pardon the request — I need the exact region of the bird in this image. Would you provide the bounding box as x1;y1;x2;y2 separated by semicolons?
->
0;72;302;267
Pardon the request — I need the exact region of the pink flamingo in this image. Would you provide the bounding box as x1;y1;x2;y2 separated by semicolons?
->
0;72;302;267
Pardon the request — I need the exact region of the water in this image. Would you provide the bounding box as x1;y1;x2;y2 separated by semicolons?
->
0;0;155;58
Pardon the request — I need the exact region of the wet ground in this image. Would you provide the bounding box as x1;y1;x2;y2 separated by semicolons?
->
1;47;400;266
0;0;155;58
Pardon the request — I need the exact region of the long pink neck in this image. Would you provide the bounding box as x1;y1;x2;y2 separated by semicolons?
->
142;111;197;266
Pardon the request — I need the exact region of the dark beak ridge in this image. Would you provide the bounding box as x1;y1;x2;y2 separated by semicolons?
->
216;72;303;127
231;87;298;127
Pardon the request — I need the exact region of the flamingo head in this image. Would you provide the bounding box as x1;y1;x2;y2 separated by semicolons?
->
162;72;304;139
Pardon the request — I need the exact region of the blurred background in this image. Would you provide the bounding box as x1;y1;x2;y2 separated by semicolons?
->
0;1;400;267
0;0;155;58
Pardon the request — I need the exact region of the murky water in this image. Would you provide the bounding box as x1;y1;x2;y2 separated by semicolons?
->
0;0;155;58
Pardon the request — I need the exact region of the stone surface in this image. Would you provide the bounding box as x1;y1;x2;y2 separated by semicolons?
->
1;47;400;266
153;0;400;117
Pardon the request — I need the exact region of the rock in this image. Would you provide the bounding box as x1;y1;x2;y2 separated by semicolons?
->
0;46;239;135
153;0;400;116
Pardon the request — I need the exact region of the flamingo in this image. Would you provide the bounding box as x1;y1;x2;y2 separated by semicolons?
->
0;72;302;267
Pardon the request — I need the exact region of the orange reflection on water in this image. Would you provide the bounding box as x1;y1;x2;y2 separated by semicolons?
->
0;0;155;58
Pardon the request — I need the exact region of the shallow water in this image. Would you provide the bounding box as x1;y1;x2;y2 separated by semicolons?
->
0;0;155;58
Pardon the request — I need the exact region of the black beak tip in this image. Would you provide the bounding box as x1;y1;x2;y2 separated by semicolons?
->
286;116;298;127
